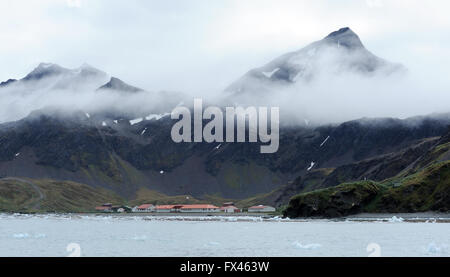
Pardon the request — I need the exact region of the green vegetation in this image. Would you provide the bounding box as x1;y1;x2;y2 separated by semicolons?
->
283;161;450;218
283;181;380;218
0;178;124;213
0;180;41;212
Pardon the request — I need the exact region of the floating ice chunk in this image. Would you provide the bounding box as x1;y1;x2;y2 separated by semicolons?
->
131;235;147;241
130;118;143;125
293;241;322;250
262;68;280;78
320;136;330;147
13;233;30;239
307;162;315;171
426;242;448;255
389;216;404;223
204;241;221;247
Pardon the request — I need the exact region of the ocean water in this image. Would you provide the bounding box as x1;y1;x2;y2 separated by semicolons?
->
0;214;448;257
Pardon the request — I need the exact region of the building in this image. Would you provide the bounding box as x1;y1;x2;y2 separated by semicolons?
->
95;203;113;212
111;205;131;213
134;204;155;212
248;205;276;213
155;205;175;213
220;205;240;213
95;203;131;213
179;204;220;213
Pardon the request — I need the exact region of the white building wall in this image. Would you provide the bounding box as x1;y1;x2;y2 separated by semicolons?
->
248;206;276;212
156;209;171;213
180;208;220;213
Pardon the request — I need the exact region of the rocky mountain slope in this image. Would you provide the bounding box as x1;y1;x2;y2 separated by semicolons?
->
0;107;448;200
283;128;450;217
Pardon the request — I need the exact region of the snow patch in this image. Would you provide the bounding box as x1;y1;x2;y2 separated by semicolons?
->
102;121;107;127
141;128;147;135
307;162;315;171
15;153;20;157
160;170;164;174
145;113;170;121
320;136;330;147
262;68;280;78
129;118;143;125
85;113;90;119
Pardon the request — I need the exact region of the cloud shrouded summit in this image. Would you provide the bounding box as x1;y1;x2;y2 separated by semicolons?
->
226;27;405;96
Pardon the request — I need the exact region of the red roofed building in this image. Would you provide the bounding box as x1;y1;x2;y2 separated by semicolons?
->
179;204;220;213
95;206;112;212
95;203;112;212
155;205;176;213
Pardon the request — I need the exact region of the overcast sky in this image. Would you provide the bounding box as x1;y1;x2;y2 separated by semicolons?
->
1;0;449;94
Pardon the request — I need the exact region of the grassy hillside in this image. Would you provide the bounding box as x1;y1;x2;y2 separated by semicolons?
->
283;161;450;218
0;178;124;213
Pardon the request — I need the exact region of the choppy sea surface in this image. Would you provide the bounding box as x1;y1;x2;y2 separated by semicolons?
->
0;214;448;257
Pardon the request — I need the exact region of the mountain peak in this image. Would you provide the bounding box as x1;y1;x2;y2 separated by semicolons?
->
76;63;107;78
323;27;364;49
23;63;69;81
97;77;143;93
325;27;353;38
225;27;404;96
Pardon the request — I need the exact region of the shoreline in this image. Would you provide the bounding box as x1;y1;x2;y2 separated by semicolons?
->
1;212;450;223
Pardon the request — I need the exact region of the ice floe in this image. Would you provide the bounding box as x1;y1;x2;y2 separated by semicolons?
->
293;241;322;250
389;216;404;223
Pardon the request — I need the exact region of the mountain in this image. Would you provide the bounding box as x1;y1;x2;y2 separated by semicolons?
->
0;107;448;200
0;62;187;124
97;77;143;93
0;62;110;93
0;28;448;213
0;79;17;87
283;128;450;218
226;27;405;96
